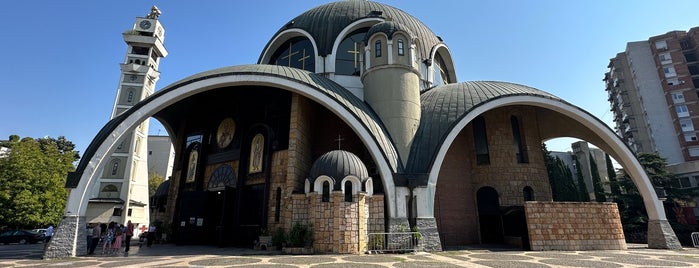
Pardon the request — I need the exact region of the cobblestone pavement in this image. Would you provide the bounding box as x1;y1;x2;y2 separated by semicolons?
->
1;244;698;267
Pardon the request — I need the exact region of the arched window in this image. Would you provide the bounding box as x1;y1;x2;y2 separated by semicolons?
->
523;186;534;201
336;28;368;76
344;181;353;202
268;36;315;71
127;91;134;103
511;116;529;163
397;39;404;56
275;187;282;222
433;53;451;86
375;40;382;57
473;116;490;165
322;181;330;202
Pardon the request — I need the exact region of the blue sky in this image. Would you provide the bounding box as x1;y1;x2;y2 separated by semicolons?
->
2;1;699;157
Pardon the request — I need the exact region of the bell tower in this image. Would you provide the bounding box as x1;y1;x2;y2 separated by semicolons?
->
86;6;168;229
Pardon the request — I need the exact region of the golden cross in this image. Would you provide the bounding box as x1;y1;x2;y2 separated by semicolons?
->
281;42;299;67
298;49;310;70
347;42;360;68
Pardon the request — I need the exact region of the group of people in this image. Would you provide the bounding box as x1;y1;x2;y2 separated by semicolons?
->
86;220;134;256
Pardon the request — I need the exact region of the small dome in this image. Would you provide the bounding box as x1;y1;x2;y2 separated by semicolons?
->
310;150;369;180
363;20;413;44
153;180;170;197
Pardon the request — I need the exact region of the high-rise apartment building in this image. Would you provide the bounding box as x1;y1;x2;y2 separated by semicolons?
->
605;27;699;223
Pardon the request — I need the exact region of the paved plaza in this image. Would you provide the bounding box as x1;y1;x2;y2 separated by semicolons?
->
1;243;699;267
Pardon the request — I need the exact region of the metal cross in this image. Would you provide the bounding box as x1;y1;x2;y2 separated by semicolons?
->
335;134;344;150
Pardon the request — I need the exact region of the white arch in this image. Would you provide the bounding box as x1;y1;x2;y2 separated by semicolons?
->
314;175;335;195
340;175;362;195
328;18;383;74
65;72;397;220
425;95;667;223
428;44;457;84
364;177;374;196
258;29;322;73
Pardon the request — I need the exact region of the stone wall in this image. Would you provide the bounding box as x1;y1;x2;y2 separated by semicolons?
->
287;94;314;195
267;151;288;230
434;106;551;247
303;191;371;254
469;106;551;206
44;215;85;259
525;202;626;250
368;194;385;234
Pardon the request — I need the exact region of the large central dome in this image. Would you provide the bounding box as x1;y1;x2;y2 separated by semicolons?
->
259;1;442;60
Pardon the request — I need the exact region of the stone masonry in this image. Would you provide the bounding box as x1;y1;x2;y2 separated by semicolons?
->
525;201;626;251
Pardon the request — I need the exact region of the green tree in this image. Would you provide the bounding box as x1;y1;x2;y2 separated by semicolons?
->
605;154;621;197
589;153;606;202
614;152;699;245
149;170;165;197
0;135;79;230
573;156;590;202
542;144;579;201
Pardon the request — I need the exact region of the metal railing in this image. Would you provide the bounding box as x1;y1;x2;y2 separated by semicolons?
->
367;232;421;253
692;232;699;247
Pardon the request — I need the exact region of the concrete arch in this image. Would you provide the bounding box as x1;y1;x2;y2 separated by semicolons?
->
428;44;457;84
65;66;398;225
425;95;673;247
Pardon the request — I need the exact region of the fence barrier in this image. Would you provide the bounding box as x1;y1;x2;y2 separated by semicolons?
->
367;232;421;253
692;232;699;247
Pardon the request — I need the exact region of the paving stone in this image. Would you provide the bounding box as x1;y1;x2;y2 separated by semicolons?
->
472;260;550;268
188;257;262;266
600;257;690;267
525;252;594;259
539;259;622;268
269;256;335;265
314;263;386;268
469;253;533;260
342;255;407;263
392;261;463;268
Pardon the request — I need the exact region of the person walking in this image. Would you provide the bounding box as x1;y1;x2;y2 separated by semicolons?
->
146;225;156;247
111;227;122;255
86;224;93;254
124;220;134;256
44;225;54;243
88;223;101;255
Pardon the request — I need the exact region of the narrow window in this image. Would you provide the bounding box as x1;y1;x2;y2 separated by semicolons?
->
511;116;529;163
344;181;353;202
127;91;134;103
275;187;281;222
523;186;534;201
375;40;382;57
322;181;330;202
127;208;133;216
473;116;490;165
397;39;404;56
112;208;123;216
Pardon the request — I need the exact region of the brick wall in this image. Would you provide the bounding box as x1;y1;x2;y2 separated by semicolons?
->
435;106;550;246
525;201;626;250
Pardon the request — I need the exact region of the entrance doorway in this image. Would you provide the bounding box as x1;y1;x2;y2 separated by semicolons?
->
477;187;503;244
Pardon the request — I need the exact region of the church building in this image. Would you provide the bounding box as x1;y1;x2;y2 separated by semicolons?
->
47;1;680;258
